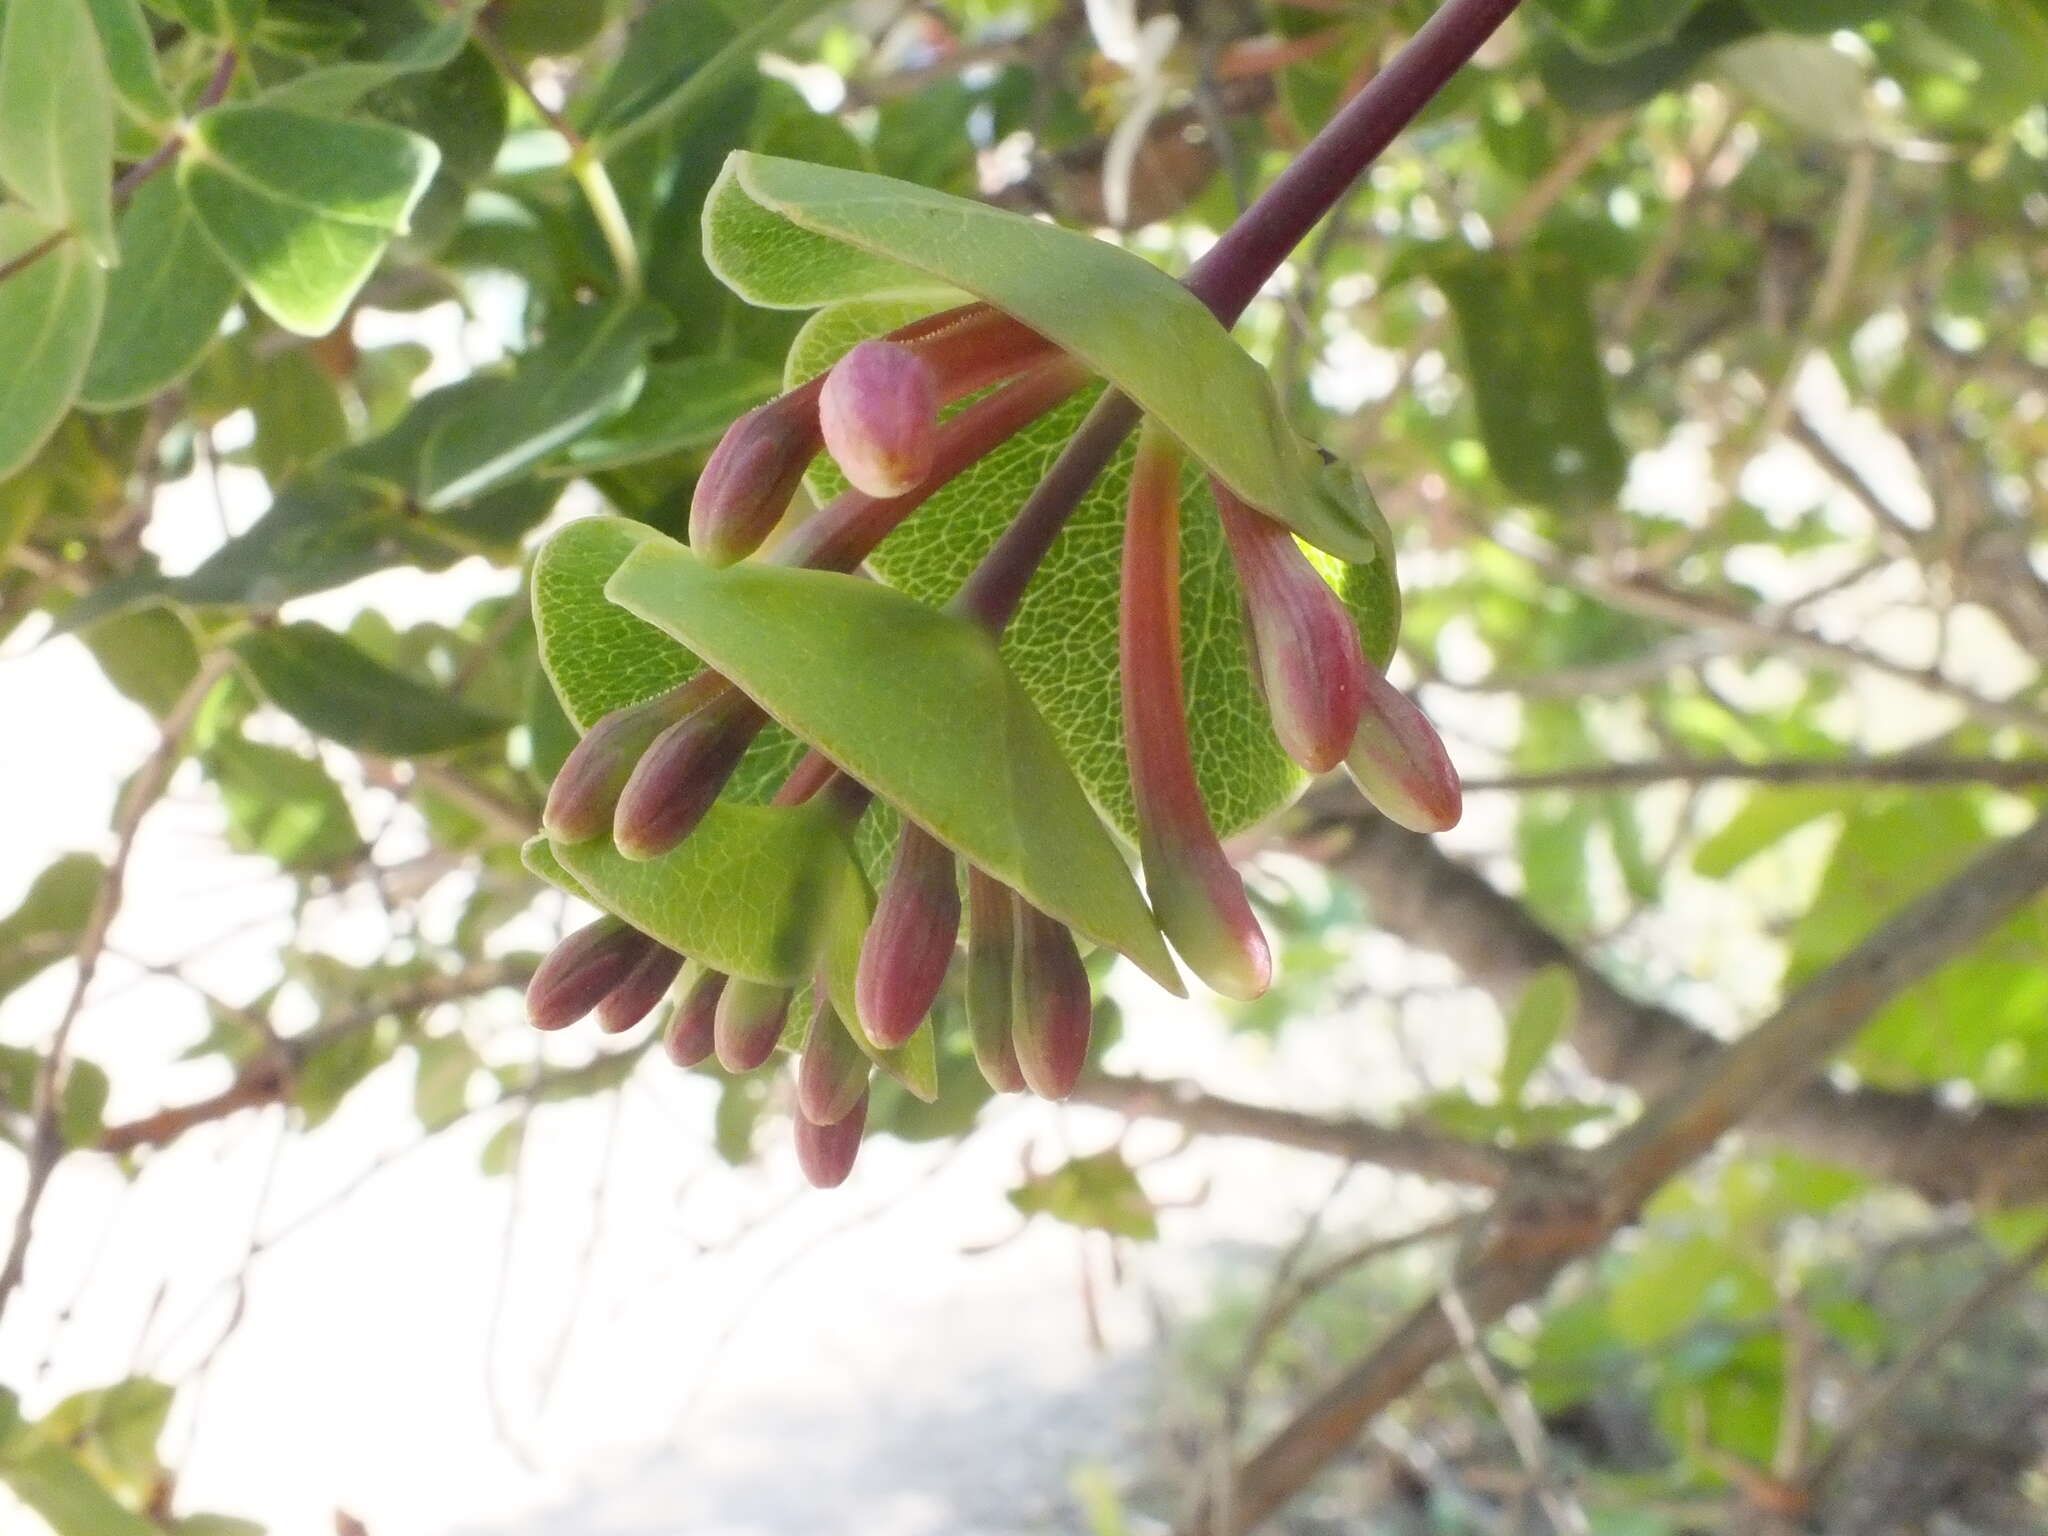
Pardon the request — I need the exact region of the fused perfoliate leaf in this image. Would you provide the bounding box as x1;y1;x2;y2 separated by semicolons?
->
603;539;1183;994
704;151;1390;567
179;105;441;336
788;309;1400;842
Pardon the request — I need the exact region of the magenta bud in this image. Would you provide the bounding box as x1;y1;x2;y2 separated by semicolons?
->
613;692;765;861
795;1087;868;1189
855;823;961;1048
820;340;940;499
1122;426;1271;1001
796;997;871;1127
1215;485;1367;775
690;382;825;566
1009;902;1093;1101
965;868;1026;1094
596;942;684;1034
1344;668;1463;834
664;968;725;1067
527;918;655;1032
543;682;706;844
713;977;792;1073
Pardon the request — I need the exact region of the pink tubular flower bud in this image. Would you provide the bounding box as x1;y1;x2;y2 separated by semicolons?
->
1120;426;1272;1001
1214;483;1367;775
1009;902;1093;1101
612;689;767;861
664;968;725;1068
596;942;684;1035
544;679;712;844
713;977;793;1073
820;340;940;499
855;822;961;1049
964;868;1025;1094
1343;666;1463;834
690;378;826;567
527;918;655;1032
796;998;871;1127
795;1088;868;1189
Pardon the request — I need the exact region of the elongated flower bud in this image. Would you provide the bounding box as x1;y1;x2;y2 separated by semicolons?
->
1214;484;1367;774
713;977;792;1073
965;868;1025;1094
690;378;826;566
1344;667;1463;834
855;822;961;1049
527;918;655;1032
820;340;939;499
664;968;725;1068
613;690;766;861
1010;902;1093;1101
1121;425;1271;1000
596;942;684;1034
795;1088;868;1189
543;679;711;844
796;998;871;1127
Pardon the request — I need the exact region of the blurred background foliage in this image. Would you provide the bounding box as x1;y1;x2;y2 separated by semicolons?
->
0;0;2046;1531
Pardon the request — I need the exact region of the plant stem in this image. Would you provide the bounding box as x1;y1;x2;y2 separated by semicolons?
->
1186;0;1526;325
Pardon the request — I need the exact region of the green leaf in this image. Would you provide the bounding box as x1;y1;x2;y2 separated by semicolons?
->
1608;1234;1775;1347
0;1446;155;1536
1717;34;1871;140
416;302;672;509
479;1117;523;1176
1744;0;1914;30
35;1378;171;1498
0;0;116;262
0;209;108;481
234;622;512;756
206;737;363;872
59;1060;109;1148
704;151;1392;567
295;1024;391;1126
1537;0;1760;113
413;1033;477;1130
1537;0;1706;59
604;539;1183;993
585;0;838;153
1009;1150;1158;1239
259;14;469;114
1501;966;1577;1106
82;0;175;128
142;0;258;40
789;309;1396;843
554;354;781;474
0;855;104;1006
533;516;700;731
250;348;350;485
80;604;201;717
552;810;938;1100
1433;246;1628;511
179;104;441;337
550;803;855;991
78;178;241;412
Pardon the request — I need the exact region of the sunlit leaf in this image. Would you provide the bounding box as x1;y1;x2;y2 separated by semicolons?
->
79;177;241;412
179;104;440;336
604;539;1183;992
0;0;117;262
705;151;1392;566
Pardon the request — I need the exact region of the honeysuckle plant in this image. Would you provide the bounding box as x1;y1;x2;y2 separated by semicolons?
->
521;0;1504;1182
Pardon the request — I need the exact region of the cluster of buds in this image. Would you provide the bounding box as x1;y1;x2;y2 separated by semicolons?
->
528;299;1459;1187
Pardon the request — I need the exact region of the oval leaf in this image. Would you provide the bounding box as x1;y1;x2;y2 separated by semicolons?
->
83;0;176;129
790;305;1398;842
0;209;107;481
179;104;441;337
704;151;1390;567
603;537;1184;993
0;0;117;262
80;176;240;411
234;622;513;756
